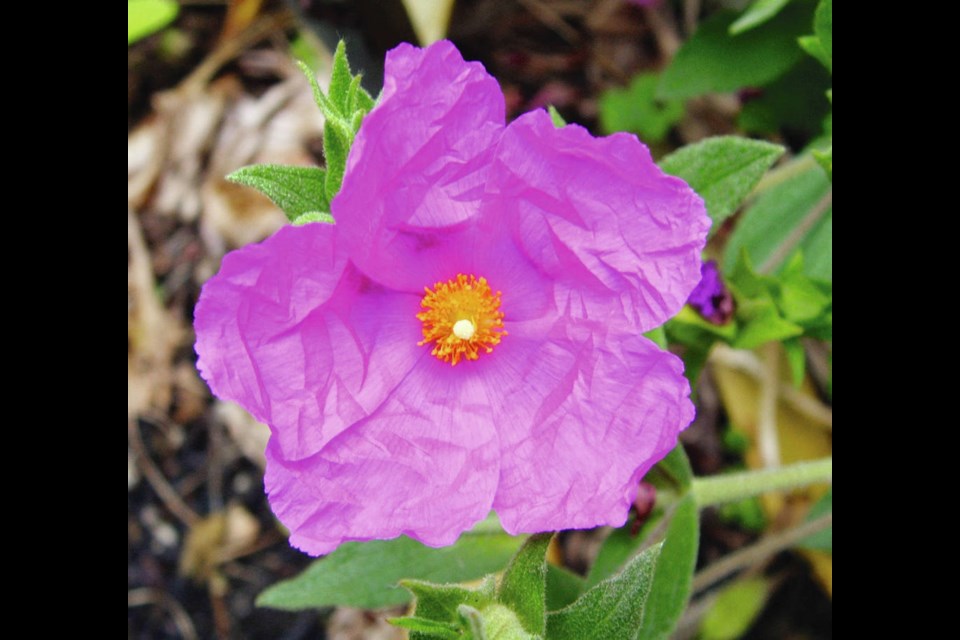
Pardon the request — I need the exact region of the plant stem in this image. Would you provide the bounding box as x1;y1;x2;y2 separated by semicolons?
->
691;457;832;508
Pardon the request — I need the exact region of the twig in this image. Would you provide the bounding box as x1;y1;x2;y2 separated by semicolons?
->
757;343;781;469
758;190;833;275
128;419;200;526
709;345;833;428
691;512;832;594
516;0;581;44
128;588;199;640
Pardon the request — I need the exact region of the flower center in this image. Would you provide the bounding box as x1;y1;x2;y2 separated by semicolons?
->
417;274;506;366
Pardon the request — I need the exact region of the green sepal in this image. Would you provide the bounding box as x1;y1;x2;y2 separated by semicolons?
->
458;605;488;640
297;59;339;122
547;105;567;128
402;577;496;625
496;533;551;636
547;543;662;640
226;164;330;222
659;136;785;234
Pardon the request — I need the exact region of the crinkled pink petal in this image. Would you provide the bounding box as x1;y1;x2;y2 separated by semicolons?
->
194;224;421;461
486;319;694;534
334;40;506;291
264;358;500;555
484;109;710;332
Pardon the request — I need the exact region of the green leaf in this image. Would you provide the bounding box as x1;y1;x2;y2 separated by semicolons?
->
798;35;830;72
643;326;668;349
328;40;353;116
389;617;462;640
403;578;496;623
479;604;540;640
658;4;812;99
585;446;692;590
813;144;832;181
547;105;567;128
599;73;685;143
545;565;585;611
737;58;832;135
723;158;831;282
547;543;662;640
257;526;525;610
659;136;785;232
699;577;770;640
128;0;179;45
323;119;352;203
653;443;694;491
729;0;791;34
814;0;832;72
783;337;806;387
497;534;551;636
637;494;700;639
733;299;803;350
292;211;335;225
227;164;330;222
797;488;832;551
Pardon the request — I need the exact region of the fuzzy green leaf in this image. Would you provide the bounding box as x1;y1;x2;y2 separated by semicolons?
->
636;494;700;639
729;0;791;34
586;444;692;590
723;158;832;282
389;617;461;640
292;211;335;225
227;164;330;222
547;543;661;640
128;0;179;45
658;4;812;99
480;604;540;640
659;136;785;233
599;73;684;143
257;526;524;610
545;565;585;611
497;534;551;636
403;578;495;624
297;59;339;122
328;40;353;116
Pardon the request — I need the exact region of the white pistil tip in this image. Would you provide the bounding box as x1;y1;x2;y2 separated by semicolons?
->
452;319;476;340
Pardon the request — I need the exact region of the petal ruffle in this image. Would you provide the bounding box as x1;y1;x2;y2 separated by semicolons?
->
485;319;694;534
264;358;501;555
194;224;422;461
334;40;506;291
484;109;711;332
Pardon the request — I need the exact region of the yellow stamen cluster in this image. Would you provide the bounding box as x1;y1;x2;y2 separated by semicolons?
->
417;274;506;365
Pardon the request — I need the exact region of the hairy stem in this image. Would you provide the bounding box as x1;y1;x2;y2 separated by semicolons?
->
691;457;832;508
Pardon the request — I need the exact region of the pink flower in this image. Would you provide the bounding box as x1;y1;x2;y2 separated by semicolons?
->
194;41;710;556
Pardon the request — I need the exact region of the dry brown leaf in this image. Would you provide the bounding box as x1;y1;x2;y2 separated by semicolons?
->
215;401;270;469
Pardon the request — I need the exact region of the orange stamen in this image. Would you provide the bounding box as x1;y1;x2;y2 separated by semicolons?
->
417;274;506;365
